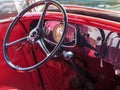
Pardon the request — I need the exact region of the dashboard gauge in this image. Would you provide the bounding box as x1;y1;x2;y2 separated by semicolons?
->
53;24;64;43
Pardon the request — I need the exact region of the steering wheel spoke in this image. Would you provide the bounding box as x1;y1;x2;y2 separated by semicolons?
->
5;36;28;47
36;2;49;30
37;39;50;56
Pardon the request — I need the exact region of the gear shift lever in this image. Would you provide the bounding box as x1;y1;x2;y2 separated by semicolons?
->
63;51;95;90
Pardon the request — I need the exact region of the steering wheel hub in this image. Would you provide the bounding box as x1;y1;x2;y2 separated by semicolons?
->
29;29;40;42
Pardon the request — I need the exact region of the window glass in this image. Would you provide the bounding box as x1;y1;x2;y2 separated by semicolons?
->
0;0;18;21
1;0;120;21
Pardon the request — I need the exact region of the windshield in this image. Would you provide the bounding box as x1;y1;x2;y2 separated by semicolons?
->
58;0;120;10
0;0;120;21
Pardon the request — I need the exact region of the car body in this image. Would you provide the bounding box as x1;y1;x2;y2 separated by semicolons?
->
0;0;120;90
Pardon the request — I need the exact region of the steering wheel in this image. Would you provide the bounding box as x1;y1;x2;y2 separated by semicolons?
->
3;0;68;72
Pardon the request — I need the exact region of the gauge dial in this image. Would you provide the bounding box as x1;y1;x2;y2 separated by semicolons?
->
53;24;64;43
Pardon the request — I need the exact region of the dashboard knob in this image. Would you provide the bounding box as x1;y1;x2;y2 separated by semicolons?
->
63;51;74;61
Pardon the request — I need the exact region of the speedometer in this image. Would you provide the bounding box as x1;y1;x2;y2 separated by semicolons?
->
53;24;64;43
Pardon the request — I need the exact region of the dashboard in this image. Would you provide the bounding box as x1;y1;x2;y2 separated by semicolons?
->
30;20;119;51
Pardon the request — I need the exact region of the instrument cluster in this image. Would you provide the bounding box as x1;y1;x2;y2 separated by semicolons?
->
45;20;77;47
